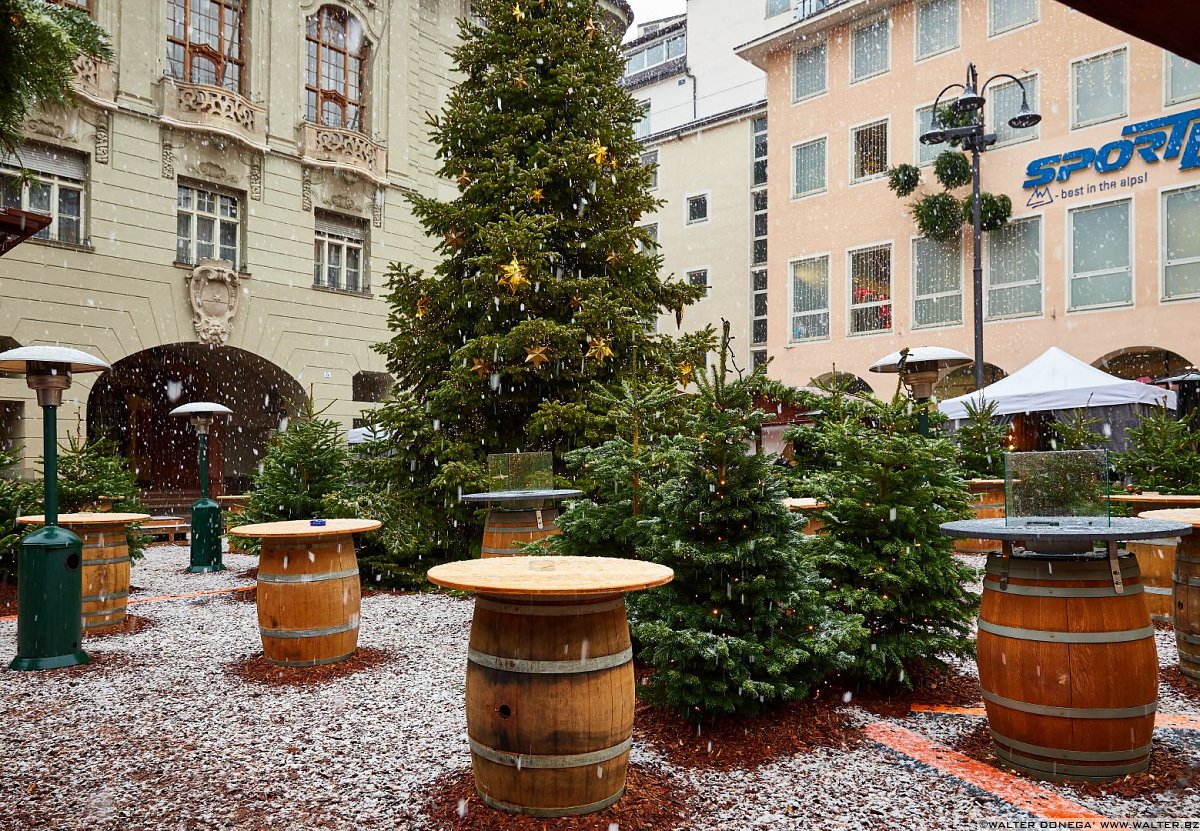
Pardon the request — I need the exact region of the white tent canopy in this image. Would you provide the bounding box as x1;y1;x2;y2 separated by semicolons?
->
938;346;1176;420
347;426;391;445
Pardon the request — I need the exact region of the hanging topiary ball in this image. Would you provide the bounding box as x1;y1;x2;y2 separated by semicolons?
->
961;192;1013;231
911;192;962;242
933;150;971;190
887;164;921;197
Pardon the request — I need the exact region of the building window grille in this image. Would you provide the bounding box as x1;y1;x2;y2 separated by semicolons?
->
986;216;1042;319
1068;200;1131;310
0;145;86;245
790;255;829;342
305;6;369;131
167;0;246;92
912;236;962;328
314;212;367;292
851;120;888;182
849;245;892;334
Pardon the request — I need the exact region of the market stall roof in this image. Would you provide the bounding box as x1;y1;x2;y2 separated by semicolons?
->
0;208;51;257
938;347;1175;420
1053;0;1200;64
347;425;390;445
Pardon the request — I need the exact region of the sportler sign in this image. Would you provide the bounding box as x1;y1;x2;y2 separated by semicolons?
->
1023;106;1200;189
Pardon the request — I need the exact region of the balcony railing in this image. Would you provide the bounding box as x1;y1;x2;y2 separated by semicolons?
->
158;79;268;151
300;122;387;183
72;54;116;107
794;0;854;21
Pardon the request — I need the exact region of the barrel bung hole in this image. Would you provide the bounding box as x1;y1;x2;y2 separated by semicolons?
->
498;704;512;719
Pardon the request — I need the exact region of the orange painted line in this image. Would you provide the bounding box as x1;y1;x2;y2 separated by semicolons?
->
0;585;254;624
908;703;1200;731
864;721;1106;821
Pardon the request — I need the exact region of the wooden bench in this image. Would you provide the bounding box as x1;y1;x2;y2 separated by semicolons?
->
142;516;190;545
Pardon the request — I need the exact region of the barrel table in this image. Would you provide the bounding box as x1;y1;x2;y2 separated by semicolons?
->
954;479;1007;555
427;556;673;817
1113;494;1200;621
228;518;379;667
461;489;583;558
18;512;150;633
941;516;1191;782
783;497;827;535
1138;509;1200;686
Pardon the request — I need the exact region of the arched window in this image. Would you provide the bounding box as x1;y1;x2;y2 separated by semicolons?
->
305;6;368;131
167;0;246;93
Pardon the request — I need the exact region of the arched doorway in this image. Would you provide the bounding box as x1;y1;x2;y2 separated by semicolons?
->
87;344;306;510
1093;346;1193;381
934;362;1008;401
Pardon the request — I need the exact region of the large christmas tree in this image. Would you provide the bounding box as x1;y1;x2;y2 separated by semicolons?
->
372;0;701;562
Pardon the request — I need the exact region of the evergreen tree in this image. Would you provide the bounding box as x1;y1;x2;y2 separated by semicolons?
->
371;0;703;561
1119;405;1200;494
0;446;37;580
627;326;865;719
53;434;149;561
1049;408;1105;451
0;0;112;155
242;400;347;527
954;398;1009;479
803;385;976;685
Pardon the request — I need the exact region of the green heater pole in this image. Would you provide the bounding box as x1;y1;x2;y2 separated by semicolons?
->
10;400;88;670
188;426;224;573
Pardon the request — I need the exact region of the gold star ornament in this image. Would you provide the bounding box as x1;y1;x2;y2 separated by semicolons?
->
584;17;596;39
524;345;550;368
588;140;608;168
512;2;524;22
678;361;694;386
606;250;620;265
587;337;614;362
456;170;472;188
416;296;430;319
470;358;492;378
530;188;544;203
443;229;464;250
513;74;529;90
498;254;530;294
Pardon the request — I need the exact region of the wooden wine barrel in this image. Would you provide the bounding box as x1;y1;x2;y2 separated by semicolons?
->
1127;538;1176;621
954;480;1006;555
257;535;362;667
1174;538;1200;684
481;508;560;558
466;594;634;816
977;554;1157;782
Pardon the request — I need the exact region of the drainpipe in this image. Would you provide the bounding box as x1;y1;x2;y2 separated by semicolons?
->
685;67;697;121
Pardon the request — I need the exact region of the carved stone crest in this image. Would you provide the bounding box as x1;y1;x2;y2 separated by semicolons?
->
187;260;241;345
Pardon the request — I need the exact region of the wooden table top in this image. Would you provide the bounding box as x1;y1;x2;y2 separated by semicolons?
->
784;497;826;511
427;556;673;597
1139;508;1200;528
18;512;150;526
228;518;381;538
1115;493;1200;505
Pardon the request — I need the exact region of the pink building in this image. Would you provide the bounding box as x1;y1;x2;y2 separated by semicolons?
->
737;0;1200;397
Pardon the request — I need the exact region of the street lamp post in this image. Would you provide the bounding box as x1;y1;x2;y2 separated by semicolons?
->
920;64;1041;391
870;346;972;436
170;402;233;573
0;346;110;670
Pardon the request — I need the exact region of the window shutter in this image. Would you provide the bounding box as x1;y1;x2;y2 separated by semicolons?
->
315;212;365;239
0;145;87;180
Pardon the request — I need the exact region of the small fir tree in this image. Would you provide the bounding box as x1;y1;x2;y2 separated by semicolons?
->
370;0;703;563
242;400;348;527
803;384;976;685
53;434;149;561
628;325;865;720
954;398;1009;479
0;446;37;580
1119;405;1200;494
1049;409;1106;451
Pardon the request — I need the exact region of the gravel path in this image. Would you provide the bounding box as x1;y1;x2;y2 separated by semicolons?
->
1;547;1199;830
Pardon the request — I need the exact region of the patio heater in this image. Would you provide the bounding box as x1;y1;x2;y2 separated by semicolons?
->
870;346;971;436
0;345;110;670
170;402;232;573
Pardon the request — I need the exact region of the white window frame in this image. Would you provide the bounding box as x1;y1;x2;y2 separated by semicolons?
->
687;267;710;295
792;38;828;104
1165;52;1200;107
990;71;1040;148
634;100;651;140
788;253;831;344
791;134;827;199
849;117;889;184
988;0;1037;37
637;222;658;254
624;33;687;77
0;164;86;246
1160;183;1200;302
914;102;940;166
314;213;368;293
846;242;894;336
640;150;659;191
985;214;1043;321
1070;46;1129;130
766;0;791;17
685;191;710;226
177;182;241;270
1066;196;1134;313
751;267;768;347
914;0;960;63
850;13;891;85
911;234;963;329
